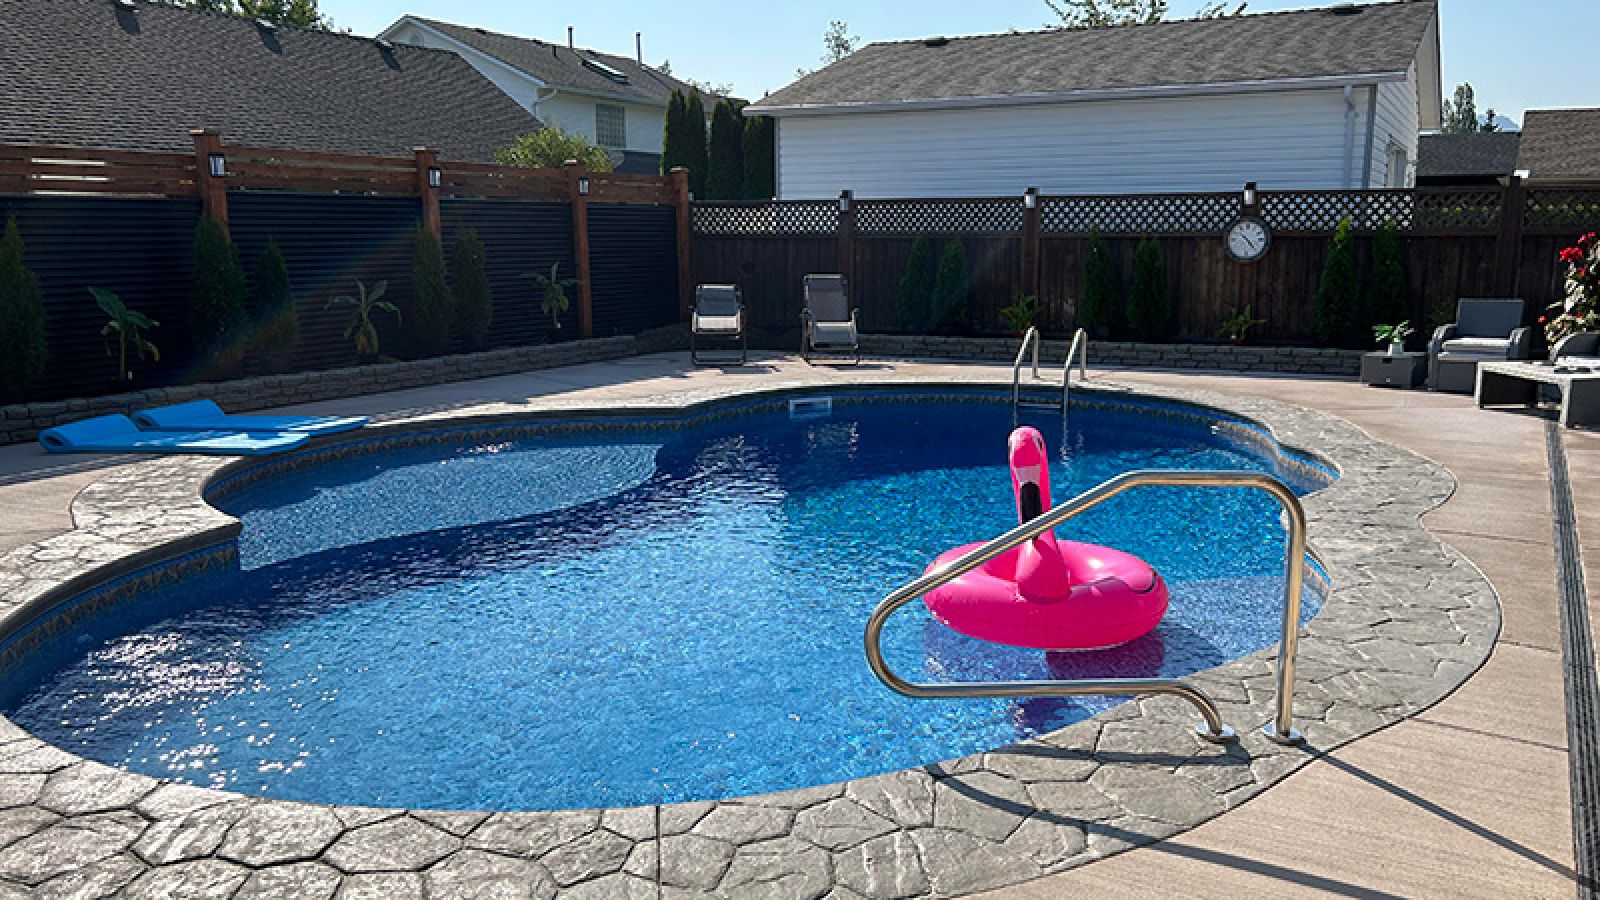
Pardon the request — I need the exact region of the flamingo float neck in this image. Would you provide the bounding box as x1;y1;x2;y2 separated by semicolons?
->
1007;426;1078;598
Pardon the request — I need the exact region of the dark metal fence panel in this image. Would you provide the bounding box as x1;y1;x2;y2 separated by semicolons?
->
0;194;199;400
587;203;678;337
227;191;421;371
440;198;575;346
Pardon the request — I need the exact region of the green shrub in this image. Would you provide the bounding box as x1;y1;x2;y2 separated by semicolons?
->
248;238;297;370
706;99;744;201
895;235;935;331
1081;230;1122;334
662;89;690;175
1316;216;1362;347
741;116;775;201
496;127;614;172
408;225;453;357
1127;238;1171;339
450;228;492;350
1367;219;1408;334
190;215;247;367
684;91;709;197
929;240;969;331
0;215;47;394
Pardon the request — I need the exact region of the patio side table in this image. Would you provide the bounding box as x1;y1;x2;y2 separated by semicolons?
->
1476;360;1600;429
1360;352;1428;389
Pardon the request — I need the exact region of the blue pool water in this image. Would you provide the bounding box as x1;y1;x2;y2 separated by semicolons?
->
1;393;1330;811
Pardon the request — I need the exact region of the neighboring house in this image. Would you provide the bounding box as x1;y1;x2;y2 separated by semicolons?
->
1416;132;1521;186
1517;109;1600;184
380;16;717;174
747;1;1441;199
0;0;539;162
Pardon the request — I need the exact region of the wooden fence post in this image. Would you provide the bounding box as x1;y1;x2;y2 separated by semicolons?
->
1020;187;1041;298
190;129;229;232
413;147;441;240
837;190;855;282
566;160;595;339
1494;174;1527;297
672;167;693;321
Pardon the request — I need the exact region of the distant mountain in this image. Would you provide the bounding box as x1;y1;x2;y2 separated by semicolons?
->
1480;113;1521;133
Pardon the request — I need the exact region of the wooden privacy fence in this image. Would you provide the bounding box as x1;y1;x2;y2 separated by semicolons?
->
0;134;689;401
0;131;693;339
692;181;1600;345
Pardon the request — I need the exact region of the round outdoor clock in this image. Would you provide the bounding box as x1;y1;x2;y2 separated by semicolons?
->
1224;215;1271;263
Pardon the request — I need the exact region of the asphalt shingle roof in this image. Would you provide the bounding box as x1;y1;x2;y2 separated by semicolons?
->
751;0;1436;112
1416;132;1521;179
0;0;542;162
1518;109;1600;182
406;17;712;107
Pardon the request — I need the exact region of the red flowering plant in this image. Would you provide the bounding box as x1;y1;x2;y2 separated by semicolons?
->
1546;231;1600;343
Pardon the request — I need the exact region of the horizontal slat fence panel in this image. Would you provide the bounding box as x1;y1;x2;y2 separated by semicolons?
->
0;195;200;400
440;198;576;347
587;204;679;337
0;143;195;197
227;192;422;371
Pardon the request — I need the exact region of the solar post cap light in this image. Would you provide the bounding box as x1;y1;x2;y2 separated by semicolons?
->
208;154;225;178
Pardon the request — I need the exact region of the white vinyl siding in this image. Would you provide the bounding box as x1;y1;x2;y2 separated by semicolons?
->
774;87;1398;199
536;94;664;154
1368;62;1421;188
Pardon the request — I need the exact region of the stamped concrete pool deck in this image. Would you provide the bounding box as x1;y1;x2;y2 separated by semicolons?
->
0;351;1584;898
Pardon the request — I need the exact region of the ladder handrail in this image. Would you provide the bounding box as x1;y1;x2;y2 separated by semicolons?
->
1063;327;1088;413
1011;326;1041;414
864;469;1311;745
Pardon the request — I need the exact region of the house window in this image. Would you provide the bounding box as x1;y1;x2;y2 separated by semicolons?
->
1386;143;1409;188
595;104;626;149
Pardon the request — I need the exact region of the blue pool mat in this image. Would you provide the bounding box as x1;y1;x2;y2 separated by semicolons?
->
132;400;367;437
38;414;310;456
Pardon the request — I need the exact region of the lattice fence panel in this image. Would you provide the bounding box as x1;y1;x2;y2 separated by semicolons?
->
692;201;837;235
1413;189;1502;232
1039;193;1238;234
854;198;1021;234
1524;189;1600;232
1258;191;1417;232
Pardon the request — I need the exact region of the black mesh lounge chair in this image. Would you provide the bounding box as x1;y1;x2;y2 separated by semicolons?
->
691;284;746;365
800;274;859;364
1428;298;1534;392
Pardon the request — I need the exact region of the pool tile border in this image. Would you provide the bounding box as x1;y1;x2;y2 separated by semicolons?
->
0;372;1496;899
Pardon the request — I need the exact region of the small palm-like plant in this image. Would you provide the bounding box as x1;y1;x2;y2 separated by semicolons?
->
325;280;399;362
530;263;579;332
92;287;159;382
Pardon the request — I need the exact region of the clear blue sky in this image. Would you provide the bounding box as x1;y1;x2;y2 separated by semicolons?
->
326;0;1592;124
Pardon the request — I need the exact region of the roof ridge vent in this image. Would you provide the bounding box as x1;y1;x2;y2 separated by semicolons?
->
923;36;949;47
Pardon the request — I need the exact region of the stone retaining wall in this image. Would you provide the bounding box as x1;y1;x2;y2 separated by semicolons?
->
1;326;688;446
859;335;1363;375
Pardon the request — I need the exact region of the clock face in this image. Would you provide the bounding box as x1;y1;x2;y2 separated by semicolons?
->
1225;217;1271;262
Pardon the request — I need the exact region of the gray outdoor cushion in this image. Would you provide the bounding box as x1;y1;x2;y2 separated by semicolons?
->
803;275;850;323
1455;298;1525;337
693;313;741;334
1439;336;1513;360
810;322;858;347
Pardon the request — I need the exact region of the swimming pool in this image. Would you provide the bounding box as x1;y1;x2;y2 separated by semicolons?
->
0;391;1331;811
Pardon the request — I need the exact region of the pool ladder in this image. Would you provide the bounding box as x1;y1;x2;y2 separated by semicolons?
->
863;470;1314;746
1012;327;1088;425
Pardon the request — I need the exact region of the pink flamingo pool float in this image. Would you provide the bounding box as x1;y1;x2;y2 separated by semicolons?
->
922;426;1169;651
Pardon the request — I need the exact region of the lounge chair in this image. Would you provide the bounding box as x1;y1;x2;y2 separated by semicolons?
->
1551;331;1600;367
38;414;310;456
800;274;860;364
132;399;367;436
1428;298;1534;393
690;284;747;365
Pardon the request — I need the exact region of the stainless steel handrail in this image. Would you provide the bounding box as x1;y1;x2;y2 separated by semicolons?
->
1062;327;1088;414
1011;326;1042;414
864;469;1311;745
